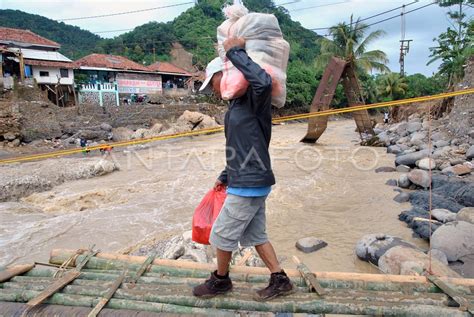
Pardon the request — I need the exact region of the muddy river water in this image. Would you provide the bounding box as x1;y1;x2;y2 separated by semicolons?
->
0;120;427;272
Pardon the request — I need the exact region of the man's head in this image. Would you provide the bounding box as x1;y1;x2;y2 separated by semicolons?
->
199;57;223;98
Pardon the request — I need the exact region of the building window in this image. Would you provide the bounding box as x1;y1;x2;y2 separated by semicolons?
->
39;71;49;77
60;68;69;78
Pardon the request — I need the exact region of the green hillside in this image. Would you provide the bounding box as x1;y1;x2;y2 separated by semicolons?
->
0;9;101;59
1;1;322;107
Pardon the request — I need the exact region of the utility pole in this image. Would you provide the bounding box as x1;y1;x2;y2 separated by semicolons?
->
399;5;412;77
399;39;412;77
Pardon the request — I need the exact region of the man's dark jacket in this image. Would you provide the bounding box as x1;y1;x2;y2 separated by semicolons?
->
218;46;275;188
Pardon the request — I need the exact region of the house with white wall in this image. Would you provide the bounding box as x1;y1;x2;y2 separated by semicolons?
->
0;27;75;106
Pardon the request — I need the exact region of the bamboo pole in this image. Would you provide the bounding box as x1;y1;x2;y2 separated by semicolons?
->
0;302;169;317
0;288;468;317
47;254;474;295
50;249;474;287
2;280;457;307
0;289;232;316
0;264;34;283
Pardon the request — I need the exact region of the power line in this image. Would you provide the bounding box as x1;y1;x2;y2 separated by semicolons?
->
90;1;435;53
59;2;194;21
309;0;419;31
289;1;350;12
319;2;436;36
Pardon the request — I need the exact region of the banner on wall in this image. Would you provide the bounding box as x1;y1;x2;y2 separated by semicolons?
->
117;79;162;94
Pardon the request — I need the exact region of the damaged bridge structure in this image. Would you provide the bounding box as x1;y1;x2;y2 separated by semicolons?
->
1;248;473;316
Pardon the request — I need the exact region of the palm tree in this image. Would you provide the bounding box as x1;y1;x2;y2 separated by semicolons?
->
377;73;408;101
316;15;390;74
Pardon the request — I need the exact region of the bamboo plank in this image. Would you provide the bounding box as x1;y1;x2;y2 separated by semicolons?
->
128;253;155;285
0;264;34;283
87;271;126;317
293;256;325;296
27;249;97;307
26;270;80;307
427;275;474;314
49;249;474;287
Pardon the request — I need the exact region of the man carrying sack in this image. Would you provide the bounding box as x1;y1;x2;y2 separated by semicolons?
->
193;37;294;301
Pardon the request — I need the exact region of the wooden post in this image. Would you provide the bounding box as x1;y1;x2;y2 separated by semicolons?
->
18;52;25;82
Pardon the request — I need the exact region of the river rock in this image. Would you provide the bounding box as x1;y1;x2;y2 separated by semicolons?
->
375;166;396;173
112;127;133;141
431;132;447;142
450;158;466;166
295;237;327;253
378;246;459;277
387;145;402;154
442;164;472;176
393;192;410;203
385;179;398;186
428;249;448;266
431;208;456;223
395;149;430;167
398;174;411;188
396;165;410;173
100;123;113;132
467;145;474;160
407;122;422;133
355;234;417;265
416;157;436;170
456;207;474;224
407;169;431;188
433;140;449;148
3;132;17;141
431;221;474;261
410;132;426;146
8;139;20;147
451;254;474;278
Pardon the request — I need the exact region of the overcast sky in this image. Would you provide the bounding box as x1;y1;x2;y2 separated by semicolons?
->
2;0;469;76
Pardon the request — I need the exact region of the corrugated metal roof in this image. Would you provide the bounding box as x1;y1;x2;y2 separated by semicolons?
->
20;49;72;62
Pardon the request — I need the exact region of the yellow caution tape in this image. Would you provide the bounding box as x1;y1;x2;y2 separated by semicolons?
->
1;87;472;165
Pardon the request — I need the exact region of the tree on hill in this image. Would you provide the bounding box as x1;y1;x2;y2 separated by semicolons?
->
0;9;101;59
428;1;473;87
316;15;389;75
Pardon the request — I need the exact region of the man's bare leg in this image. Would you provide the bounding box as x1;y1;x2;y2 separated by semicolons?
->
255;241;282;273
216;248;232;275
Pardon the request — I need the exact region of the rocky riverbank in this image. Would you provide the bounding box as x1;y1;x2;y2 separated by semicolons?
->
368;60;474;277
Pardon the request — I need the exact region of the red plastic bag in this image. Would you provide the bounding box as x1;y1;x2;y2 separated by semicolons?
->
192;188;227;244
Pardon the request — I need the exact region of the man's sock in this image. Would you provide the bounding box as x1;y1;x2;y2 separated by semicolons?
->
215;271;229;279
271;270;287;277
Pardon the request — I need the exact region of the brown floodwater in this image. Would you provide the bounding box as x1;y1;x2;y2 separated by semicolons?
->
0;120;427;273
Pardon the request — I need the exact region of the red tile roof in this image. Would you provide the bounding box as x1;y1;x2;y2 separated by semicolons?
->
74;54;151;72
0;27;60;48
24;59;74;69
147;62;191;76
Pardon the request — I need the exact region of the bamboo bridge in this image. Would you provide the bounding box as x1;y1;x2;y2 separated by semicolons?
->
0;249;473;316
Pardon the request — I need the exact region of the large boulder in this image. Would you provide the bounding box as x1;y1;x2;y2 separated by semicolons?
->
398;174;411;188
378;246;459;277
456;207;474;224
395;149;430;167
355;234;417;265
177;110;219;130
467;145;474;160
407;169;431;188
112;127;133;141
410;132;426;146
431;208;456;223
431;221;474;261
416;157;436;171
407;122;422;133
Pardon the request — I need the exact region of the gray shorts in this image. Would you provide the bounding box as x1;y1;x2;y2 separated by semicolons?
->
209;194;268;252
